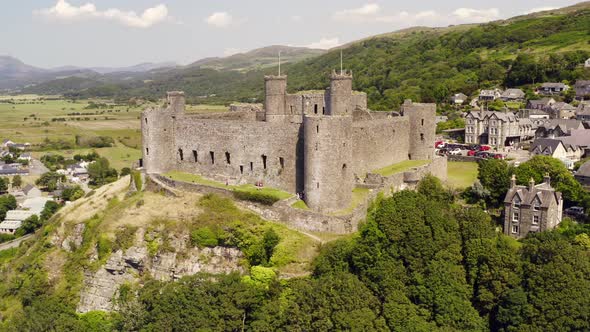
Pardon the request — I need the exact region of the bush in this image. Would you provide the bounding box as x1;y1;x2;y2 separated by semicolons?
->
131;170;142;191
232;190;280;206
0;233;16;243
191;227;219;248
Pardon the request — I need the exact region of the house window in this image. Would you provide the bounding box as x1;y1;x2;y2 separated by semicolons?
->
178;149;184;161
210;151;215;164
225;152;231;165
192;150;198;162
533;200;540;211
533;215;540;225
512;225;519;234
261;155;267;169
513;212;519;222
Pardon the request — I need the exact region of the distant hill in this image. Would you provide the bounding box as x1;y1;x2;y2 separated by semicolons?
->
189;45;326;71
19;2;590;107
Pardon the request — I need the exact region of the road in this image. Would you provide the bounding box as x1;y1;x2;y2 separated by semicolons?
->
0;234;33;251
29;158;49;175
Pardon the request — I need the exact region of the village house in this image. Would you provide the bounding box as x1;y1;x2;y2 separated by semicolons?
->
549;102;576;119
478;89;502;102
586;58;590;68
450;93;467;105
575;80;590;99
558;129;590;156
503;174;563;239
464;110;535;148
576;101;590;121
538;82;569;95
575;160;590;187
530;138;582;162
501;88;525;101
519;109;549;121
535;119;585;138
526;97;556;111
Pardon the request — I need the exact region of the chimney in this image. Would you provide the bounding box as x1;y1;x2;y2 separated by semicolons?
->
528;177;535;191
544;173;551;186
510;174;516;189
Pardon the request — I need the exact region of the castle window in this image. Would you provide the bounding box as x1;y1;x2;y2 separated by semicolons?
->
178;149;184;161
290;105;294;114
210;151;215;164
315;143;318;151
192;150;198;162
533;215;540;225
240;165;244;174
314;104;318;114
316;125;319;134
511;225;519;234
145;118;148;124
420;133;424;141
225;152;231;165
317;182;320;189
342;164;347;175
421;119;424;126
279;157;285;169
322;106;325;115
146;148;149;156
261;155;267;169
250;162;253;171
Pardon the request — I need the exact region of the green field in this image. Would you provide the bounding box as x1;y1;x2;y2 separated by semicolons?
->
447;161;479;189
331;187;371;216
374;160;431;177
31;145;142;171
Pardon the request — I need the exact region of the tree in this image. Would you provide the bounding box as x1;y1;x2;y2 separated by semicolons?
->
18;215;42;235
40;200;60;221
120;167;132;177
0;177;7;193
35;172;65;191
12;175;22;188
88;157;118;186
478;159;513;206
61;186;84;201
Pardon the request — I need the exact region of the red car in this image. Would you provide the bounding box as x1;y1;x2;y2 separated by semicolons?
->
467;150;477;156
479;145;491;151
435;141;444;148
493;153;505;160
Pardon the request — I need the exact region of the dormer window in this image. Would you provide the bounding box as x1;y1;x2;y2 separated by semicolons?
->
533;198;541;211
513;196;521;209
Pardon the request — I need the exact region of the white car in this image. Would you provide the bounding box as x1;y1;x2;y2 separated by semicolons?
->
449;148;462;155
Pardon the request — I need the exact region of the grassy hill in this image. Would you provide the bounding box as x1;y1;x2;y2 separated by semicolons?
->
22;3;590;109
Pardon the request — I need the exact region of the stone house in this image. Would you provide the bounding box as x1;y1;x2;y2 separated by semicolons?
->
575;160;590;187
539;82;568;95
534;119;585;138
464;110;535;148
22;184;42;198
549;102;576;119
585;58;590;68
575;80;590;99
501;88;525;101
576;102;590;121
503;174;563;239
530;138;582;164
450;93;467;105
519;109;549;121
479;89;502;101
526;97;556;111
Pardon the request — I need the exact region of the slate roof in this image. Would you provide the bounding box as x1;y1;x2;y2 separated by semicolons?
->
559;129;590;147
541;82;567;89
537;119;584;131
531;138;564;154
576;160;590;178
504;178;561;208
466;110;518;122
551;102;576;111
22;184;36;195
528;98;554;107
501;88;525;99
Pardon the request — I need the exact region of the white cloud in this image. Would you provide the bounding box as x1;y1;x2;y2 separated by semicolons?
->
290;15;302;22
305;37;341;50
524;7;558;14
333;3;381;21
206;12;233;28
35;0;170;28
332;4;501;25
452;8;500;22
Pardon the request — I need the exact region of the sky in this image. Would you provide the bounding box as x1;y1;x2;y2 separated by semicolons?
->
0;0;582;68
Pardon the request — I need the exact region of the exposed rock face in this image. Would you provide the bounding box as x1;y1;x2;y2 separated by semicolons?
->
61;223;85;252
77;235;244;313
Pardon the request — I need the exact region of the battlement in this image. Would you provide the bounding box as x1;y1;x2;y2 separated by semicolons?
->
330;69;353;79
166;91;185;111
264;75;287;81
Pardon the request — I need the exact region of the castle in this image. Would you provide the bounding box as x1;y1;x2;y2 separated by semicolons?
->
141;71;436;213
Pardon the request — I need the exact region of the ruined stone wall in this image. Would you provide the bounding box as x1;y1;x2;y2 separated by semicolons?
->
229;103;262;113
352;92;368;111
188;111;258;121
172;115;303;193
303;115;353;213
352;117;410;176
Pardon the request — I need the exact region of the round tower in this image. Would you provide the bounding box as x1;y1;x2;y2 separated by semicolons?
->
264;75;287;122
141;92;183;173
303;115;353;213
403;100;436;160
328;70;352;116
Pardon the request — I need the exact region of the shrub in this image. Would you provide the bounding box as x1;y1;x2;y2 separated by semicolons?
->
232;190;280;206
191;227;219;248
131;170;142;191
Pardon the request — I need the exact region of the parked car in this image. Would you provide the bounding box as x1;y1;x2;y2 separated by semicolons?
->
493;153;505;160
435;141;444;148
449;148;462;155
565;206;585;218
475;151;491;159
437;148;449;156
479;145;491;151
467;150;477;157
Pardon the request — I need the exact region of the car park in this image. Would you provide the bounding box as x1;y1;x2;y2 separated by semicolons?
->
449;148;462;155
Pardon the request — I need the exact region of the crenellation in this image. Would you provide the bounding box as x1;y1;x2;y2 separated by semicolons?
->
141;72;436;213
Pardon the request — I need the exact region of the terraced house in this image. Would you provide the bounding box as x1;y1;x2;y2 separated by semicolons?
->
464;110;536;149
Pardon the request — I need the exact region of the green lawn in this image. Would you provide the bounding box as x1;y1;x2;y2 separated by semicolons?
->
447;162;479;189
374;160;431;177
32;145;142;171
331;187;371;216
291;200;310;210
163;171;292;200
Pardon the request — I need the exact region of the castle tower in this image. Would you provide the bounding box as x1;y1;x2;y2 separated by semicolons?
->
303;114;353;213
403;99;436;160
328;70;352;116
141;91;184;174
264;75;287;122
